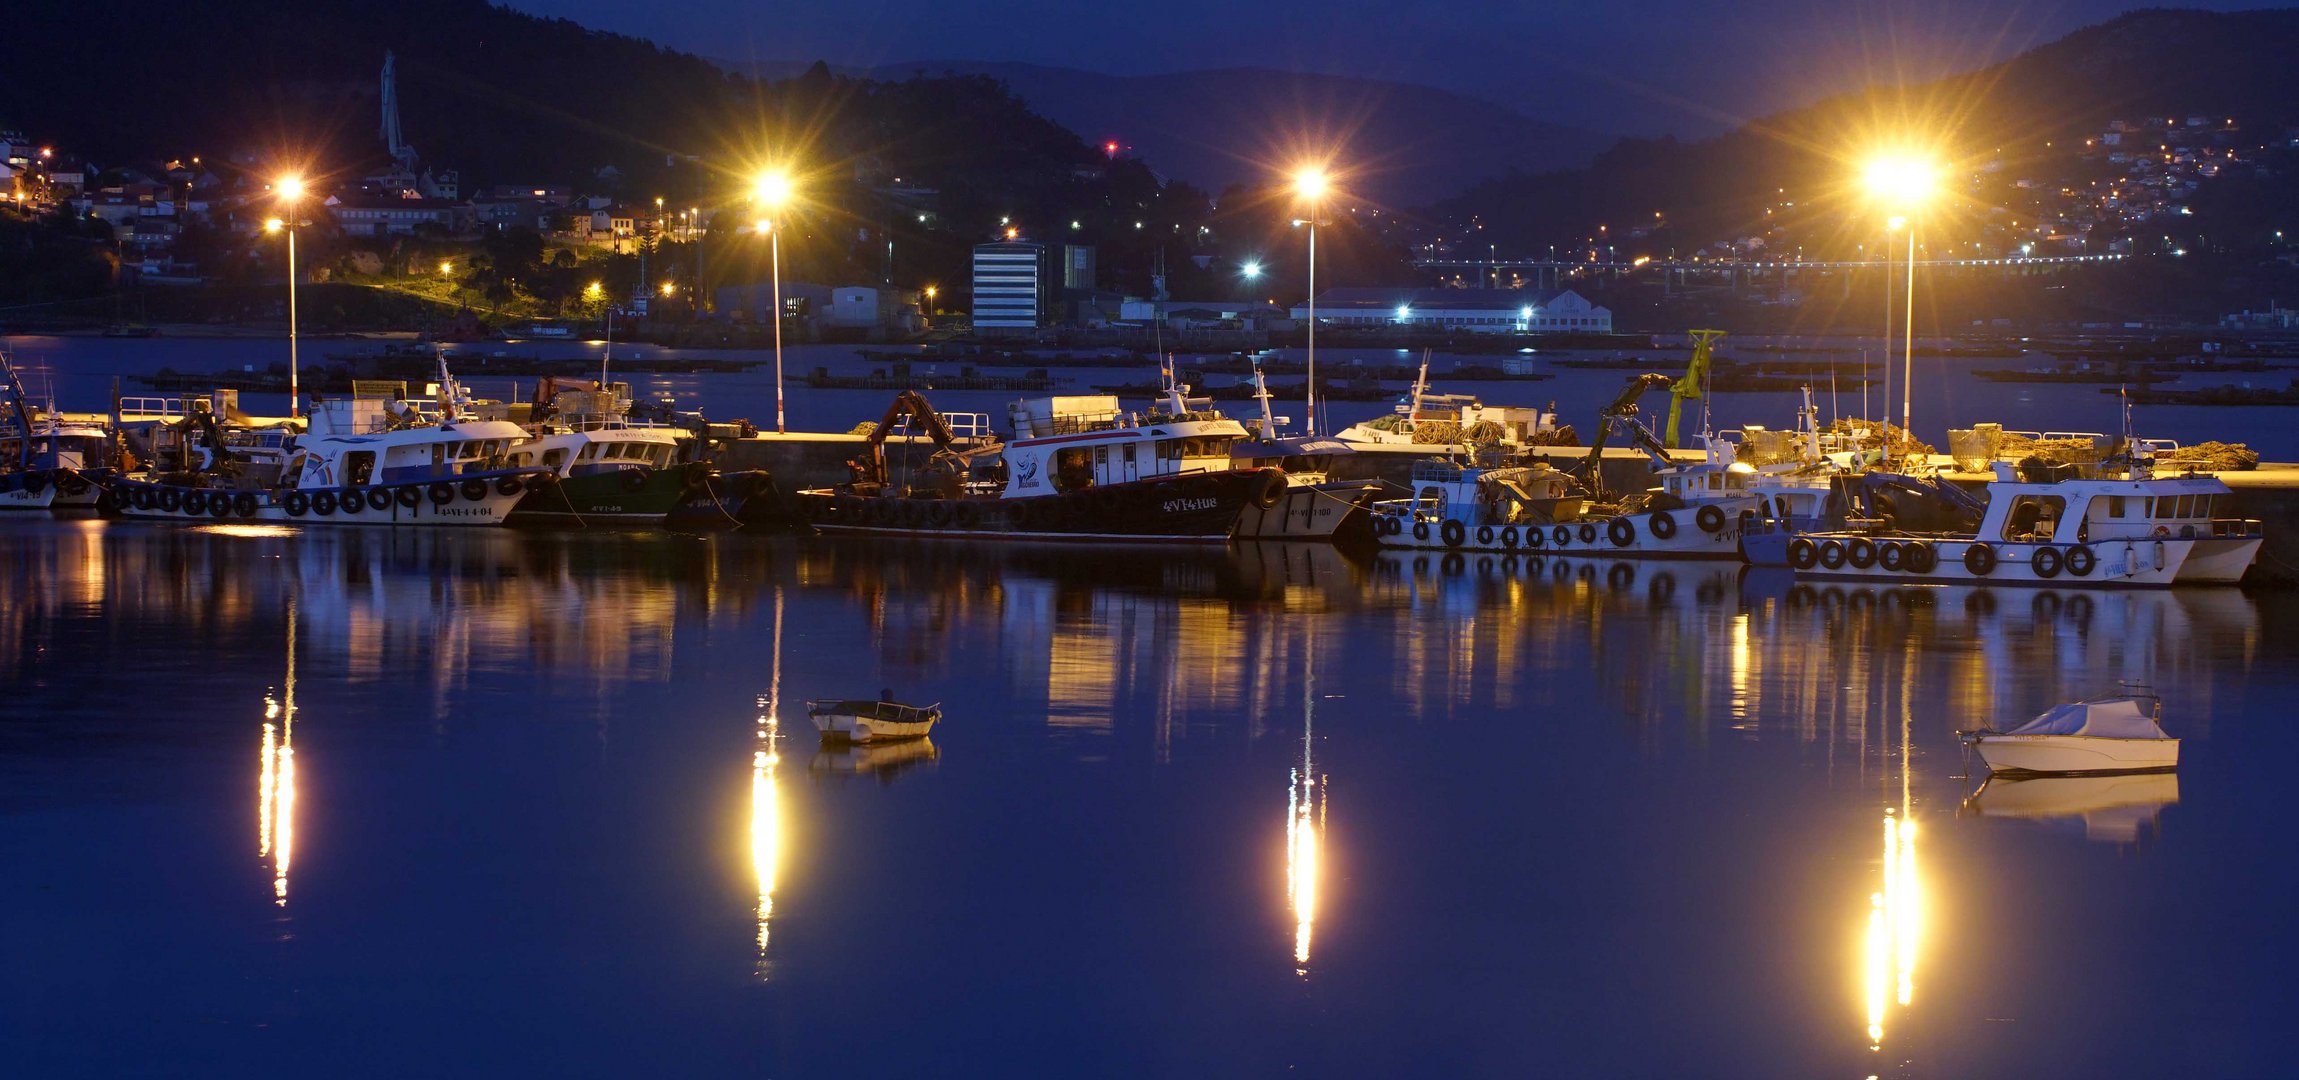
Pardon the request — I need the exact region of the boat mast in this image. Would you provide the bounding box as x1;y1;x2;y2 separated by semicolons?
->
1252;362;1278;438
599;307;614;389
0;350;34;470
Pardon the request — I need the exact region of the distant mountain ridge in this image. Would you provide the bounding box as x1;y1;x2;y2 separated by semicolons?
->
718;59;1614;205
1433;8;2299;253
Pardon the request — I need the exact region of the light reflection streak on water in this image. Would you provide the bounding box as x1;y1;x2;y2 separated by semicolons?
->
1285;641;1323;975
1862;813;1922;1050
258;597;299;907
751;586;784;980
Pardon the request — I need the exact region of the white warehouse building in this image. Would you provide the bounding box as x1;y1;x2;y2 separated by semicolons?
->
1290;287;1613;333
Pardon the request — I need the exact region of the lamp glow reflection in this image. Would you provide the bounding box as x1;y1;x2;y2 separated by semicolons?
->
750;587;786;979
1861;812;1922;1050
1284;642;1325;974
258;597;299;907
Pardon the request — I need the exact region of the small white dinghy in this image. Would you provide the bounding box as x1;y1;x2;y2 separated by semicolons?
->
1962;694;2178;776
807;698;941;744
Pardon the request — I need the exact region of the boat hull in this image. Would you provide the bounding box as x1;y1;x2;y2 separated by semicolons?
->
1789;534;2247;587
1234;480;1381;541
792;469;1283;543
107;472;550;527
0;472;58;511
508;465;696;524
1373;496;1757;560
808;702;941;744
1973;734;2179;775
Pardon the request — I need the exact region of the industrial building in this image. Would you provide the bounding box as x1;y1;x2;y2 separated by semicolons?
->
972;240;1049;333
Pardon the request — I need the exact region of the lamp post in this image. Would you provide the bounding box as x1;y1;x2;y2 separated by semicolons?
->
1292;166;1328;435
1862;155;1938;465
754;170;796;433
266;174;305;419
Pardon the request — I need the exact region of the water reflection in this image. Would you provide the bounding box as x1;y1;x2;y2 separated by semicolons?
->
810;738;939;782
1285;640;1325;975
1963;773;2180;845
750;586;786;981
257;597;299;907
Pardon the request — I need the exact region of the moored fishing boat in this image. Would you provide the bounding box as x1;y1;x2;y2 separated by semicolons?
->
1787;441;2262;586
503;378;699;525
109;358;554;527
1331;354;1569;459
788;387;1284;542
1231;366;1386;542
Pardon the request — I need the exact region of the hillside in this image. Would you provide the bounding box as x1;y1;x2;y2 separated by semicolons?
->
1432;8;2299;260
855;62;1611;205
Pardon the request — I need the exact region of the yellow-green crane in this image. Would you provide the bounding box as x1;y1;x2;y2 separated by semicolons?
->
1666;329;1726;448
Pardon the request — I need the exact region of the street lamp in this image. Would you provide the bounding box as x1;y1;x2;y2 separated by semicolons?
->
1863;155;1938;463
269;174;306;419
754;169;796;433
1292;165;1329;434
923;284;938;318
1240;260;1263;280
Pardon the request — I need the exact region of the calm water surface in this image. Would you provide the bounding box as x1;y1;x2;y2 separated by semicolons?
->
0;520;2293;1077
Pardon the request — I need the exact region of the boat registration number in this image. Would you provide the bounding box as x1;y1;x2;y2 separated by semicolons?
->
1162;497;1216;513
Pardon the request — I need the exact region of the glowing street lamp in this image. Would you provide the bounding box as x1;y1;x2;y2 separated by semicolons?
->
923;284;938;317
1292;165;1330;434
269;174;306;419
1863;153;1939;463
1240;260;1263;280
754;169;797;433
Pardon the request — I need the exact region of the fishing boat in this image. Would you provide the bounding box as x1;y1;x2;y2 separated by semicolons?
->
807;698;941;744
1369;441;1755;558
1331;354;1568;459
1962;693;2179;775
1230;366;1386;541
1788;438;2263;586
787;386;1284;542
109;357;554;527
503;377;697;525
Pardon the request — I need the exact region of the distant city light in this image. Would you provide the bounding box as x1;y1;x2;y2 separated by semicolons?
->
1241;261;1263;279
1004;227;1019;240
1394;304;1411;321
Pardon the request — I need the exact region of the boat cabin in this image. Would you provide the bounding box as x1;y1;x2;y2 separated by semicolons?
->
999;395;1249;497
1980;462;2250;544
294;395;532;488
1386;460;1583;527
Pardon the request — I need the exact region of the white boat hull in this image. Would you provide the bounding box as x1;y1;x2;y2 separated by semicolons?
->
1235;481;1380;540
0;484;56;511
1374;496;1756;560
810;713;938;744
1973;734;2179;775
110;476;544;527
1791;535;2248;587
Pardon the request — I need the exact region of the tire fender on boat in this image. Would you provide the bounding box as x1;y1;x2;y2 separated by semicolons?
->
2032;545;2064;578
428;481;455;505
2065;545;2097;577
1818;539;1847;569
284;491;310;516
1476;525;1495;546
1501;526;1520;549
1696;504;1727;534
1648;510;1677;539
1413;521;1431;542
1441;519;1467;547
1788;537;1819;569
1964;542;1998;576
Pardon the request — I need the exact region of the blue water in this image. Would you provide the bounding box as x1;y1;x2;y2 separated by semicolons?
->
5;335;2294;460
1;520;2292;1076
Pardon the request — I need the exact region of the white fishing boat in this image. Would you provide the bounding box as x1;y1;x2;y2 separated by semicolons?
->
1370;435;1756;558
111;357;553;527
807;698;942;744
1231;366;1386;541
1332;356;1565;459
1962;694;2179;775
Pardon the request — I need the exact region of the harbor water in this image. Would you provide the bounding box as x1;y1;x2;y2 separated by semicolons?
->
3;519;2294;1076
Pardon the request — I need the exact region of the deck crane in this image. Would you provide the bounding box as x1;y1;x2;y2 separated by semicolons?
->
1578;373;1678;503
1666;329;1726;448
851;390;988;496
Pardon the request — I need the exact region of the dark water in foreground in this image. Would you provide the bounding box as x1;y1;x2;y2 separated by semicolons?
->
1;520;2293;1077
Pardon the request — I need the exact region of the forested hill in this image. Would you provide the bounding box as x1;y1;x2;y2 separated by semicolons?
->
1430;8;2299;258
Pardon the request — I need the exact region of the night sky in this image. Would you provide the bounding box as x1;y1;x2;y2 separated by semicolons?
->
511;1;2258;137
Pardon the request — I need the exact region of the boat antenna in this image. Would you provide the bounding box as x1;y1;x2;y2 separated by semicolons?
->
600;307;614;389
1251;360;1278;438
1408;350;1431;419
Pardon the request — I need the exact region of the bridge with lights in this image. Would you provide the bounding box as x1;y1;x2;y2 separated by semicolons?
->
1413;253;2132;290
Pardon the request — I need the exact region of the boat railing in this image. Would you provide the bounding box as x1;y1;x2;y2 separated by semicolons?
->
890;412;993;440
118;396;185;420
